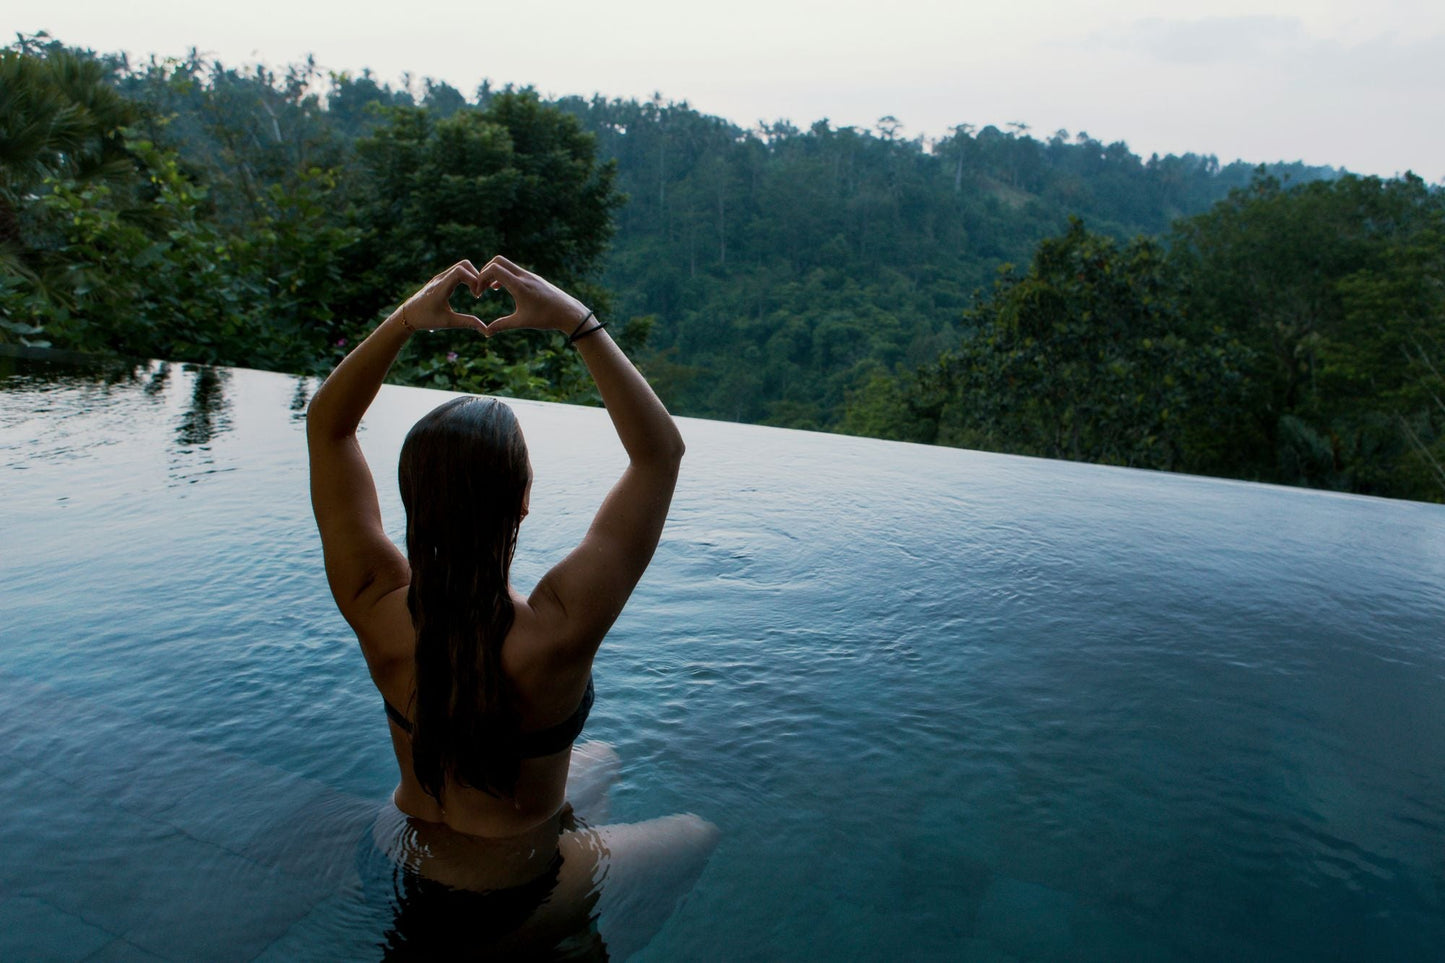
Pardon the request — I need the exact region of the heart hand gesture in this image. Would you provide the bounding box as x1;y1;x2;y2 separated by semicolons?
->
474;255;591;336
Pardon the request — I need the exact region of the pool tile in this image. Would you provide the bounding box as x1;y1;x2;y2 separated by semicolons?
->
116;843;320;963
80;938;169;962
0;674;380;960
0;670;371;883
13;810;188;933
0;674;228;826
0;895;115;961
0;759;176;907
3;703;127;789
241;787;378;889
50;710;251;821
972;875;1076;959
153;760;334;857
956;938;1022;963
1064;904;1178;963
250;885;389;963
0;755;321;961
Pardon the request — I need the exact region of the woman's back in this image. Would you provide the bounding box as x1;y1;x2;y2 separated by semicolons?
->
376;590;596;839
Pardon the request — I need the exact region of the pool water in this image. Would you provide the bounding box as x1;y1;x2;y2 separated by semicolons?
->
2;353;1444;961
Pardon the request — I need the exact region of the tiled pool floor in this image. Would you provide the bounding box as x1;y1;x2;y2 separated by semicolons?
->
0;671;379;961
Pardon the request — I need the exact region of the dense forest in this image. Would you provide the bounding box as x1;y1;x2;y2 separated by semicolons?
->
2;34;1442;501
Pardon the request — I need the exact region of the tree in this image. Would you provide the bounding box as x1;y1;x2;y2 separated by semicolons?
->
0;45;140;330
342;90;623;399
1170;173;1445;498
843;220;1251;473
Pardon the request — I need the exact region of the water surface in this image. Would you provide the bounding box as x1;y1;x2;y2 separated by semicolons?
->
2;353;1443;960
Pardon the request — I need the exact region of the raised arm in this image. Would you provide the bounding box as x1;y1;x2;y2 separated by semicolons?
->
479;256;684;660
307;261;486;634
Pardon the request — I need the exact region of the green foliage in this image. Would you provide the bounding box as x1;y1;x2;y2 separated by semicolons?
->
5;37;1440;501
339;89;624;399
849;179;1445;502
1;42;623;401
843;221;1252;472
0;40;357;368
1169;174;1445;498
343;92;618;301
0;44;141;337
547;97;1334;427
13;142;231;357
0;45;136;198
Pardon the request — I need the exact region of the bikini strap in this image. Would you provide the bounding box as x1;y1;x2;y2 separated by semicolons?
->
383;697;413;734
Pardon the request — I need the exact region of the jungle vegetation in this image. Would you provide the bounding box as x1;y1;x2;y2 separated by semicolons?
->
2;34;1440;500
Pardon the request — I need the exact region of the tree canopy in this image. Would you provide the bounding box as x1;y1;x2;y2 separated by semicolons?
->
3;35;1439;501
846;177;1445;501
0;38;624;399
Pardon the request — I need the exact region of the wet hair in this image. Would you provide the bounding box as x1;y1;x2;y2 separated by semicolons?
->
398;396;531;800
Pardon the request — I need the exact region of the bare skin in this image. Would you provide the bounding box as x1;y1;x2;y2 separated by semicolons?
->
308;257;715;951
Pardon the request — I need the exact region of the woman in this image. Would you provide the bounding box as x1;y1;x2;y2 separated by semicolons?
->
308;256;717;958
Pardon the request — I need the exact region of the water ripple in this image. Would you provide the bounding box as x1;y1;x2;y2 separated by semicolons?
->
3;358;1445;960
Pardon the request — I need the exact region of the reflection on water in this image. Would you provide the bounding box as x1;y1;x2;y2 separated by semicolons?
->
0;345;151;392
0;349;244;486
290;377;311;422
361;806;608;961
144;362;170;397
175;364;231;449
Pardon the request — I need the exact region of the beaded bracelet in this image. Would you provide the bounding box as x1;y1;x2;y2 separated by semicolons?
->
397;306;416;333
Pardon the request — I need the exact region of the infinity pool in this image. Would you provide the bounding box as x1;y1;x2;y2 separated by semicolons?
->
2;352;1444;960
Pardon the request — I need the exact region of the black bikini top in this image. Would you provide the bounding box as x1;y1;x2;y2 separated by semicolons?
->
382;675;594;759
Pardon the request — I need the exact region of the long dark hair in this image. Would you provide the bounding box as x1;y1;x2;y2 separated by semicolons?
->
398;396;531;800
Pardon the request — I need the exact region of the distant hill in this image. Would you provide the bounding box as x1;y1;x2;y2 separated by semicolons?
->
542;95;1337;426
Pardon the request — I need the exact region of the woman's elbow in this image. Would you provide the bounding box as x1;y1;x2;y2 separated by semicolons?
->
640;430;685;470
663;427;686;465
304;395;347;445
303;396;328;442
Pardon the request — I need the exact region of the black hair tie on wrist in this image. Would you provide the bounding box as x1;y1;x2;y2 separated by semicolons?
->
567;310;595;342
567;313;609;345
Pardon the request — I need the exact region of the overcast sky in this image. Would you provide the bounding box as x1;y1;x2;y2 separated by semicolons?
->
10;0;1444;179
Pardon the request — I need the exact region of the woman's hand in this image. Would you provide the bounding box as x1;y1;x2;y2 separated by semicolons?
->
397;261;488;333
475;255;591;336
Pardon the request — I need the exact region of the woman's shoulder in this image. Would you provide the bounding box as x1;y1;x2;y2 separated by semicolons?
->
355;585;416;689
506;589;580;672
504;596;594;709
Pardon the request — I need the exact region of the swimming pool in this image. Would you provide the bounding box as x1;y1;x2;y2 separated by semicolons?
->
3;352;1444;960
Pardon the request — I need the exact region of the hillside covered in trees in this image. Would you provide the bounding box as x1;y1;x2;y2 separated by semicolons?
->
551;96;1334;428
844;176;1445;501
3;35;1441;501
